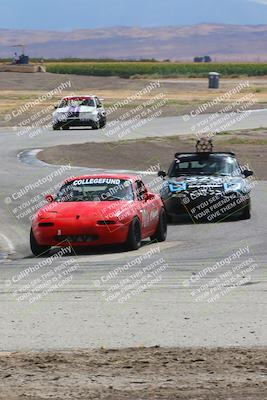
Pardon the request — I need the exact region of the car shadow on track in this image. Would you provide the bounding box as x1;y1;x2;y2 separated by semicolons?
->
25;240;152;259
56;127;104;131
168;214;244;225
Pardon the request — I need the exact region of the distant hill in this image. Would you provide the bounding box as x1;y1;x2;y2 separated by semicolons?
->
0;24;267;61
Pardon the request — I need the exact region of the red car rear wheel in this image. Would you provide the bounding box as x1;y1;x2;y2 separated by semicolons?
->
151;208;167;242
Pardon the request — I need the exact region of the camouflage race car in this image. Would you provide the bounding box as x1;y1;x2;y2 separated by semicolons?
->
158;141;254;223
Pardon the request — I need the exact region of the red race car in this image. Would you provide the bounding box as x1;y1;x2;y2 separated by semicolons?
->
30;174;167;255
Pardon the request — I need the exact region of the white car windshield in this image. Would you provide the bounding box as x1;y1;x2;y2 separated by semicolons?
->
59;98;95;108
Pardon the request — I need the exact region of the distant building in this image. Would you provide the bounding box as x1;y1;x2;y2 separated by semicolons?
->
203;56;212;63
194;56;212;63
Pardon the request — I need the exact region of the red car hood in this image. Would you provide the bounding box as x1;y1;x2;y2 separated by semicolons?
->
38;201;134;221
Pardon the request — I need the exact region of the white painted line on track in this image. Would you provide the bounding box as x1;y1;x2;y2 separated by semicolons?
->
242;108;267;113
17;149;158;175
0;233;15;256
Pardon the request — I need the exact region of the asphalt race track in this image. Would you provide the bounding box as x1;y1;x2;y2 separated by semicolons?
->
0;113;267;350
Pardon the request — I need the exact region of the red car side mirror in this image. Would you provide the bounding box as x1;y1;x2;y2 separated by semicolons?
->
45;194;55;203
145;192;155;201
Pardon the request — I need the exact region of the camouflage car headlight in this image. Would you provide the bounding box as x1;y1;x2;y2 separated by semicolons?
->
224;182;242;193
169;182;187;193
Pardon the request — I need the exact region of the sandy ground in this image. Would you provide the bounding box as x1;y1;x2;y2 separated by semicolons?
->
0;347;267;400
38;131;267;180
1;72;267;126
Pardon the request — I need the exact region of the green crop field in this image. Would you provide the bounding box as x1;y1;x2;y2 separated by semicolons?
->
45;62;267;78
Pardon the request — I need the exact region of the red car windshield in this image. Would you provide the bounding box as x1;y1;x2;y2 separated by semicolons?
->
59;98;95;108
56;178;134;202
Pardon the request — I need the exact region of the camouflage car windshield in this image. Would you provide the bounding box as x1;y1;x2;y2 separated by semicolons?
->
169;155;239;177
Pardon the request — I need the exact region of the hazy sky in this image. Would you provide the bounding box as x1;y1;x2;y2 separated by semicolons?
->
0;0;267;30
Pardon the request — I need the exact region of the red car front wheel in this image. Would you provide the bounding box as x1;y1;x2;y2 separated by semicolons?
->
125;218;142;251
30;228;51;257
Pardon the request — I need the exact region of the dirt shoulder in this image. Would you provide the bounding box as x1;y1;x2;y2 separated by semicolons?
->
38;130;267;180
1;72;267;127
0;347;266;400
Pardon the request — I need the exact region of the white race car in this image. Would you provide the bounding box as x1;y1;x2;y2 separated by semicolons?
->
53;95;106;130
